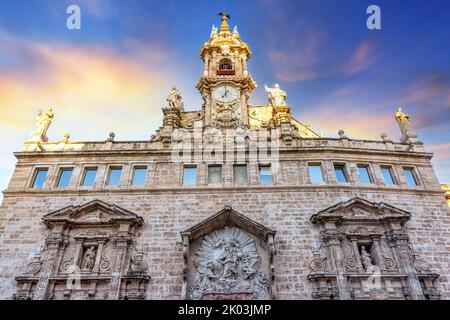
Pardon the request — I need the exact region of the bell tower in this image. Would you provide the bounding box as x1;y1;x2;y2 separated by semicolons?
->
196;13;257;129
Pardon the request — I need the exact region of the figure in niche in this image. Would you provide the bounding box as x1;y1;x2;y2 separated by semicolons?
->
360;246;374;271
264;84;287;106
82;246;97;270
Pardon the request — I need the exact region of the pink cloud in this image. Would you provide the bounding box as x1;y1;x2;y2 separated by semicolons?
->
268;32;327;82
345;40;376;75
269;37;379;82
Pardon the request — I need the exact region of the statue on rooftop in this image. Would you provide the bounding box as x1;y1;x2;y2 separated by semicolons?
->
30;107;54;142
264;84;287;106
166;86;184;110
396;108;410;133
395;107;416;141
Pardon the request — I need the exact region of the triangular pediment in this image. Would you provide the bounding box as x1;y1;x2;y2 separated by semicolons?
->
310;197;411;224
42;200;144;227
181;205;275;242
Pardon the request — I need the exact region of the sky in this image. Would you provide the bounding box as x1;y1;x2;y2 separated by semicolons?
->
0;0;449;199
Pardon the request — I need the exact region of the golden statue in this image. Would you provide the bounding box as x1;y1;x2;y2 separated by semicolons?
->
395;107;411;138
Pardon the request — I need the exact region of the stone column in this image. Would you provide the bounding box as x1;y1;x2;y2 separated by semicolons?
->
349;237;364;272
387;228;424;300
323;228;351;300
108;233;131;300
372;236;385;271
34;225;65;300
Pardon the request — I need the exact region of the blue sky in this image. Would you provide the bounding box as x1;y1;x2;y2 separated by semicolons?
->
0;0;449;199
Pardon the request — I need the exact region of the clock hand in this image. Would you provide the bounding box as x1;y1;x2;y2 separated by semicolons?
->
222;88;229;98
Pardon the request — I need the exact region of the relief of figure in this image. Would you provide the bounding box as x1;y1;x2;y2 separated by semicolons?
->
166;87;184;109
240;254;257;280
82;246;97;270
361;246;374;271
218;246;239;280
192;227;270;300
395;107;413;138
31;108;54;142
198;261;217;290
264;84;287;106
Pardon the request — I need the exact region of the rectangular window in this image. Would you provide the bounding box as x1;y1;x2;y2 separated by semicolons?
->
132;166;147;186
334;164;348;183
183;166;197;186
381;166;396;185
308;164;324;183
208;165;223;184
107;167;122;187
259;165;273;185
404;168;418;186
358;165;373;184
233;164;248;185
81;168;97;187
31;168;48;189
56;168;73;188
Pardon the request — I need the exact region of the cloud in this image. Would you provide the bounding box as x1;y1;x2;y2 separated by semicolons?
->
0;29;179;140
301;103;393;139
71;0;119;19
268;35;378;82
396;72;450;129
427;143;450;166
345;40;377;76
427;142;450;152
0;29;190;201
268;32;327;82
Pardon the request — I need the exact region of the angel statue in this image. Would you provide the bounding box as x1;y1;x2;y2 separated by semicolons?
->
166;86;184;110
30;107;54;142
264;84;287;106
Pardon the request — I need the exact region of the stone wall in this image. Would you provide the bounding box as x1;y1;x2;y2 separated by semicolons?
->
0;189;448;299
1;140;449;300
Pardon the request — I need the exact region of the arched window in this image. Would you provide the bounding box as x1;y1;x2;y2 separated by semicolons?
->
217;58;235;75
219;58;233;70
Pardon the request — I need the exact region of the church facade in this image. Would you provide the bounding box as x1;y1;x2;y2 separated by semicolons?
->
0;14;449;300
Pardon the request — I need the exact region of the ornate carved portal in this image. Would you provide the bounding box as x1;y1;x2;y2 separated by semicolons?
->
14;200;150;300
181;206;276;300
308;197;440;300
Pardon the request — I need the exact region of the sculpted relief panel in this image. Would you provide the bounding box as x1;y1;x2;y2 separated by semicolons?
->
308;197;440;300
182;206;276;300
211;101;241;129
191;227;270;300
14;200;150;300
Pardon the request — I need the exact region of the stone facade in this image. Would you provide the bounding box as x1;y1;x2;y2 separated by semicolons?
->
0;14;449;300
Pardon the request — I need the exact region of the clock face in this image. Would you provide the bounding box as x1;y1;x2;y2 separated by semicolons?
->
212;85;239;103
